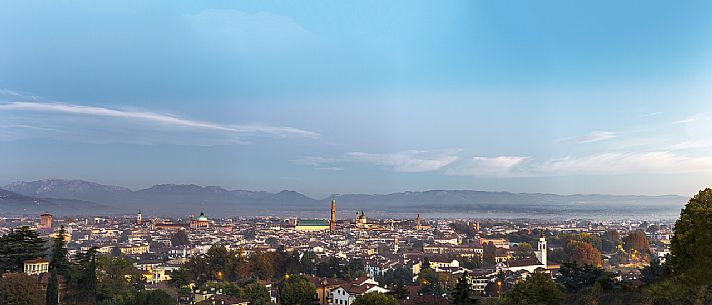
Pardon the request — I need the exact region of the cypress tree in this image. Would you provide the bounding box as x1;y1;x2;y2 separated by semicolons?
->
452;271;472;305
49;226;70;277
82;252;98;305
46;270;59;305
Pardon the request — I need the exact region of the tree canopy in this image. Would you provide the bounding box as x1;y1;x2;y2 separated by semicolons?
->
352;292;398;305
670;188;712;284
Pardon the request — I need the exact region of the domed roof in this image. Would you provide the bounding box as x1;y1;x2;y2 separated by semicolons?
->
196;212;208;221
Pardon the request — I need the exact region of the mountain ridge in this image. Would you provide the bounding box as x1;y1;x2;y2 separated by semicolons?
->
2;179;689;217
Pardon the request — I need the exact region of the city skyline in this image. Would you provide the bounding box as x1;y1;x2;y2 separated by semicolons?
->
2;1;712;198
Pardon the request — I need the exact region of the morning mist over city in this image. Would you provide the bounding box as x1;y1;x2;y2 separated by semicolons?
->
1;1;712;305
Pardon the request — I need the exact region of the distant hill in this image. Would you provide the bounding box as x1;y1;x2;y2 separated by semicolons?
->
4;179;132;203
2;179;689;218
0;188;115;216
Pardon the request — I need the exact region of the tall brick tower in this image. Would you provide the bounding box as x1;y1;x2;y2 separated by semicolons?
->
330;197;337;231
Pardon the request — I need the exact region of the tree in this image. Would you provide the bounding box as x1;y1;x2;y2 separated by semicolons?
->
483;242;497;264
96;256;145;304
49;226;70;277
513;244;536;259
169;230;189;247
278;275;316;305
451;271;472;305
132;289;176;305
622;231;650;262
556;263;614;293
252;251;276;280
504;272;564;305
352;292;398;305
46;271;59;305
81;251;98;304
67;248;98;304
417;268;442;296
640;258;671;286
562;240;602;267
0;273;46;305
0;226;46;273
242;282;272;305
670;188;712;285
298;251;316;275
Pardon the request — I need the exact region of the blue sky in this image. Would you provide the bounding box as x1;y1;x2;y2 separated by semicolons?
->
1;1;712;198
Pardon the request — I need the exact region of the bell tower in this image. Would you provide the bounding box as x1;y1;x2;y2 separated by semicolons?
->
330;197;337;231
536;232;547;266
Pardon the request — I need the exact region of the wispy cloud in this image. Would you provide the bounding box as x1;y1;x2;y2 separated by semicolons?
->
536;151;712;175
639;112;663;118
347;150;460;173
672;115;701;125
0;89;40;100
0;101;319;144
446;156;528;177
558;131;617;144
290;156;341;166
316;167;344;171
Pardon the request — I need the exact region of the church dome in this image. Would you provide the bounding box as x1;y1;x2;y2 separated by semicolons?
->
196;212;208;221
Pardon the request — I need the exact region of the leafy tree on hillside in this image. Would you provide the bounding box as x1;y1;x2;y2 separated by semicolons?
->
352;292;398;305
562;240;602;267
46;271;59;305
132;289;176;305
278;275;315;305
0;273;46;305
483;242;497;264
504;272;564;305
622;231;650;263
49;226;70;277
513;243;536;259
0;226;46;273
557;263;614;293
241;282;272;305
670;188;712;285
451;271;473;305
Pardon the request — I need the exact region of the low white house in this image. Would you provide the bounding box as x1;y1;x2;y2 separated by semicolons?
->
330;278;388;305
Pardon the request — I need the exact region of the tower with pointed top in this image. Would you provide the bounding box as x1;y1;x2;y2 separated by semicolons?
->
416;213;421;230
136;210;142;225
330;197;337;231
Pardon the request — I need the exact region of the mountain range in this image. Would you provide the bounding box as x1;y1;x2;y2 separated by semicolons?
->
0;179;689;218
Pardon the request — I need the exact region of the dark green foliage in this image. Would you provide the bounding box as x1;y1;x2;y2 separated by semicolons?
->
391;282;409;300
417;267;443;296
377;265;413;287
670;188;712;285
504;272;564;305
457;255;481;269
0;273;47;305
46;271;59;305
640;259;671;286
513;243;535;259
278;274;316;305
242;282;272;305
0;226;47;273
556;263;614;293
352;292;398;305
96;255;145;304
451;271;473;305
49;226;70;277
130;289;176;305
169;230;189;246
483;242;497;264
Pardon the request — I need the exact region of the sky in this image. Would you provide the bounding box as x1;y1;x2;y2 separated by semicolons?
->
1;1;712;198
